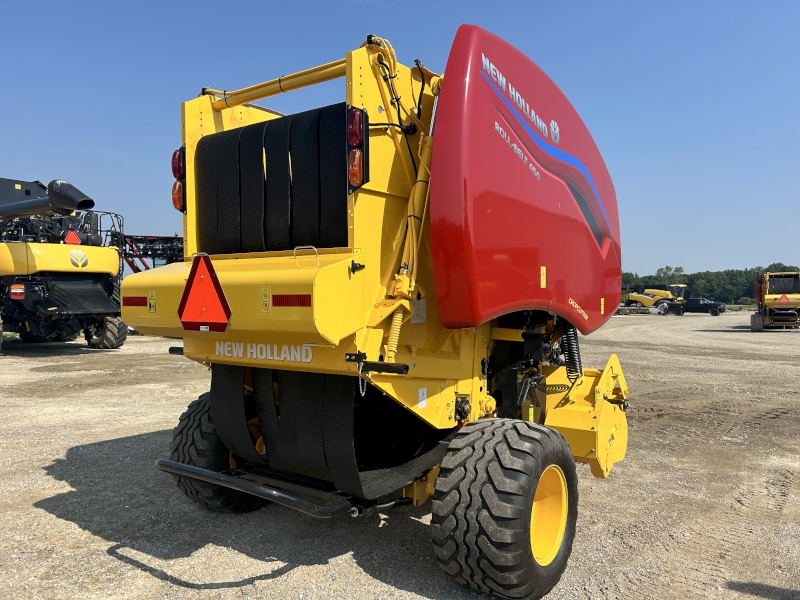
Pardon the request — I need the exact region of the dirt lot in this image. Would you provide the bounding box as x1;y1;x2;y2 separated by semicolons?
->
0;313;797;600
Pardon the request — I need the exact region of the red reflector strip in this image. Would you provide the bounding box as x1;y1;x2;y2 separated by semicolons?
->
122;296;148;307
272;294;311;307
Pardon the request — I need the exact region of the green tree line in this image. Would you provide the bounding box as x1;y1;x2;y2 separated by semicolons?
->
622;263;799;304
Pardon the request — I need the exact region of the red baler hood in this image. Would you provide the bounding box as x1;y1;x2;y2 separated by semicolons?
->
430;25;621;334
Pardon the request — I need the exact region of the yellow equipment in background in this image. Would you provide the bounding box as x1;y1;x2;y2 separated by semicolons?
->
0;178;127;350
751;271;800;331
623;283;686;308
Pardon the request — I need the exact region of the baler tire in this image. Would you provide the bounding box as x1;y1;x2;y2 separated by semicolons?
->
431;419;578;600
168;393;268;513
750;313;764;332
87;317;127;349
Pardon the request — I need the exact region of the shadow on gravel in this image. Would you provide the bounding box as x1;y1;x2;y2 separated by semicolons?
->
726;581;800;599
34;431;480;598
0;338;116;357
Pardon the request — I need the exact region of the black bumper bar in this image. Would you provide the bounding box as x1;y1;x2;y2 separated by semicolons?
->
155;459;353;518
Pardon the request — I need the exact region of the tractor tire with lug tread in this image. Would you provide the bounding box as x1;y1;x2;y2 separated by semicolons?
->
431;418;578;600
169;392;267;513
87;317;127;349
751;313;764;332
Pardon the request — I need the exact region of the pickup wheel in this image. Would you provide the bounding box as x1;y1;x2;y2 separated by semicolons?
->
710;308;720;316
169;393;268;513
431;419;578;600
674;308;684;316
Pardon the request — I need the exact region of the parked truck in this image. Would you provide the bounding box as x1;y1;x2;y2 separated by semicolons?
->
751;271;800;331
121;26;629;599
0;178;127;350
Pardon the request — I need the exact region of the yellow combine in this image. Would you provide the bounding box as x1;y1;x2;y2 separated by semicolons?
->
122;27;629;599
622;283;686;308
0;178;126;350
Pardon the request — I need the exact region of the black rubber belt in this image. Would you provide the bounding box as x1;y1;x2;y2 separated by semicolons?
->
215;128;242;254
239;122;267;253
209;364;265;465
264;116;293;251
251;368;287;471
277;370;330;480
195;134;219;255
319;103;348;248
321;374;365;496
290;108;321;248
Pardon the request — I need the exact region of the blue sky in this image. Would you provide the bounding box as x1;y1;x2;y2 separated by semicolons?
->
1;1;797;274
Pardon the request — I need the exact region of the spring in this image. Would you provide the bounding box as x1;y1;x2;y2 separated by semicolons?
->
561;321;582;383
384;307;404;362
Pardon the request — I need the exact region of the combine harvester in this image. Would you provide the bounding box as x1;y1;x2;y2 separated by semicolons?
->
0;178;127;349
122;26;629;599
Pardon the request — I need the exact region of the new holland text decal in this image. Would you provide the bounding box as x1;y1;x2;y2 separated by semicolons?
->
215;341;313;363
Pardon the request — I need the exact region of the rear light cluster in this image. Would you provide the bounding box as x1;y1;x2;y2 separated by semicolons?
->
10;284;25;300
171;146;186;212
347;106;369;193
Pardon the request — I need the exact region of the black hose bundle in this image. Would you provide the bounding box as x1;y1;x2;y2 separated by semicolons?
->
561;321;582;383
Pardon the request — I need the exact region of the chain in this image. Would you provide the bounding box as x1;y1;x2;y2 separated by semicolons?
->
358;362;367;397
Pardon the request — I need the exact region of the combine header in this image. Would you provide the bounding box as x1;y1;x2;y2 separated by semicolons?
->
122;25;629;599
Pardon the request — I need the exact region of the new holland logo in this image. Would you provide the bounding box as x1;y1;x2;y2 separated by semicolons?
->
69;249;88;268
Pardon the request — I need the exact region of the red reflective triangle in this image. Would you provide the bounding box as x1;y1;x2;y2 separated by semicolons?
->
177;255;231;332
65;230;81;245
779;295;789;303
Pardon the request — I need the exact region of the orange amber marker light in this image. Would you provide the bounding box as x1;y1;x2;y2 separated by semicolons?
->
172;180;184;211
348;148;363;187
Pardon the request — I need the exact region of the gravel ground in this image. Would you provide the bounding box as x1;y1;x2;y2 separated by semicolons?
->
0;313;798;600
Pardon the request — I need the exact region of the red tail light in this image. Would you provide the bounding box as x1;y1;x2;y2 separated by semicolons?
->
10;284;25;300
171;148;184;179
348;149;363;187
347;109;363;146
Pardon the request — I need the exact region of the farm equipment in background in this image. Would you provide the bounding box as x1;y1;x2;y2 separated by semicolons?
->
751;271;800;331
121;234;184;273
0;178;127;350
622;283;686;308
122;26;629;599
0;178;185;350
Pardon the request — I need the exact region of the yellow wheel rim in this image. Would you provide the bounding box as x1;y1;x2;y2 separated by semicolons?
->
530;464;568;566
